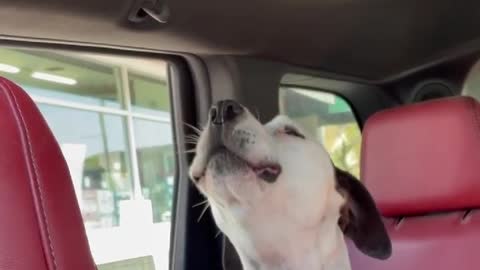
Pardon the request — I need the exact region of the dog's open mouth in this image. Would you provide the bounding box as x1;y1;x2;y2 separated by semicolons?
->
202;147;282;183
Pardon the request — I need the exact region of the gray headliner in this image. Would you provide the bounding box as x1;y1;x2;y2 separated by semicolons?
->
1;0;480;81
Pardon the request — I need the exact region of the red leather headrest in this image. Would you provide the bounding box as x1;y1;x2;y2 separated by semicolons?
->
362;96;480;217
0;78;95;269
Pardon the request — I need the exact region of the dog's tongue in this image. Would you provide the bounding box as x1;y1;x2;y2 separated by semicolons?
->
253;165;281;183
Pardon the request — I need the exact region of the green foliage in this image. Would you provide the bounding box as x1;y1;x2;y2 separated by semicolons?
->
329;123;361;178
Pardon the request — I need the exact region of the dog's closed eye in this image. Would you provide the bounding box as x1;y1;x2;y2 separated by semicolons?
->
281;125;305;139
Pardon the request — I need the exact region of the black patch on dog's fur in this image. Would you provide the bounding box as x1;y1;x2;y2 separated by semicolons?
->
335;167;392;260
223;236;244;270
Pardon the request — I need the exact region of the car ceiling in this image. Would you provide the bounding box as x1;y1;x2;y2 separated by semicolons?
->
1;0;480;82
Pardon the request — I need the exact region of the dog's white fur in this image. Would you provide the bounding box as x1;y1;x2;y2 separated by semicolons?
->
190;110;352;270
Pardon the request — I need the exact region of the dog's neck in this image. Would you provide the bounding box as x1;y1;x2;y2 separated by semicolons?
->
229;219;352;270
214;179;353;270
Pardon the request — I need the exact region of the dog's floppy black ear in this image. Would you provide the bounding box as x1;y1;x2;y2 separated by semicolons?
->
335;167;392;260
223;236;243;270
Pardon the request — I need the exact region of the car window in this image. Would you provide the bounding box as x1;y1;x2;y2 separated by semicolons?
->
463;60;480;100
279;86;362;178
0;47;174;270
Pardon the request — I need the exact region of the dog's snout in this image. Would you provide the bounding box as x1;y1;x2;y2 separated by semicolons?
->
210;100;244;125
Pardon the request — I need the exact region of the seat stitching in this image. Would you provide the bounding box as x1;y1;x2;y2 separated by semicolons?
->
1;80;58;269
467;98;480;141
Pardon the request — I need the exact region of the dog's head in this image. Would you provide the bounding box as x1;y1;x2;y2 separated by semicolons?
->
189;100;391;262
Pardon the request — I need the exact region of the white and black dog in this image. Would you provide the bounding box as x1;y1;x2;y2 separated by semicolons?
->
189;100;391;270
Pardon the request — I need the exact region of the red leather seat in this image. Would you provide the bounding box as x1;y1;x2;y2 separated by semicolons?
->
0;77;96;269
348;96;480;269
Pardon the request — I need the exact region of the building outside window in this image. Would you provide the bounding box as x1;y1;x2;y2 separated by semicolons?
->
0;47;175;270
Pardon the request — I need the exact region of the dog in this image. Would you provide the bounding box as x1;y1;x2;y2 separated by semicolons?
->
189;100;391;270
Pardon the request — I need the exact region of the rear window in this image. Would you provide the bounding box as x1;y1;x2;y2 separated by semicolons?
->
463;60;480;100
279;87;361;177
0;47;175;270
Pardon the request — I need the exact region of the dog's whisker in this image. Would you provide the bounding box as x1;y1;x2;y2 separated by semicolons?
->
185;134;200;139
197;204;211;223
185;142;197;146
215;230;223;239
172;141;197;155
173;149;196;156
183;122;202;135
192;199;209;208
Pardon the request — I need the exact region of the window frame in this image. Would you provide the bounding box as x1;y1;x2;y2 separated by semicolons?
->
280;73;397;128
279;84;363;129
169;56;225;270
0;41;196;270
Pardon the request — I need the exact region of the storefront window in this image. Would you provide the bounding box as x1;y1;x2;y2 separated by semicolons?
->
134;119;175;223
39;105;132;228
130;73;170;117
0;47;174;270
0;48;122;108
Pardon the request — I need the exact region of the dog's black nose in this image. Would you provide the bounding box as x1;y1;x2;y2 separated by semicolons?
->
210;100;244;125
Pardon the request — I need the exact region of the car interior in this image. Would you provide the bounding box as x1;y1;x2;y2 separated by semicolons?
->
1;0;480;269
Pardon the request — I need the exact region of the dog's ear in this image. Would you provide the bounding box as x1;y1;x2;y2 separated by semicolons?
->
223;236;243;270
335;167;392;260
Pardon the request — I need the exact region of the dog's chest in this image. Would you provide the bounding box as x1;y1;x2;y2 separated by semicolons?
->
232;224;351;270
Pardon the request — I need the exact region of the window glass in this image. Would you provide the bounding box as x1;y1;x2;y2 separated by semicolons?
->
463;60;480;100
130;73;171;117
0;47;175;270
134;119;175;223
279;87;362;178
39;105;132;228
0;48;122;108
